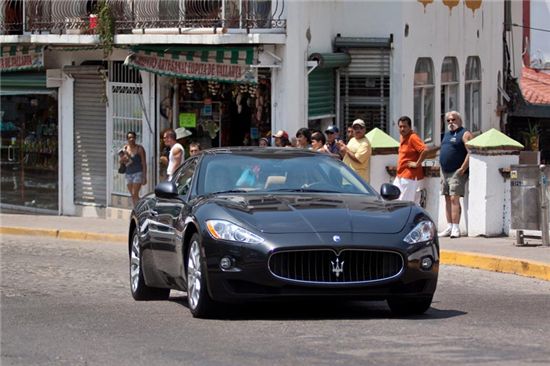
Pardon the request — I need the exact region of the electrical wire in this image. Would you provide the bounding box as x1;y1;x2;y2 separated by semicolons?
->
510;23;550;33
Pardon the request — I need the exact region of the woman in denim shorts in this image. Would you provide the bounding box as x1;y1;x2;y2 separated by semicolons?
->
119;131;147;205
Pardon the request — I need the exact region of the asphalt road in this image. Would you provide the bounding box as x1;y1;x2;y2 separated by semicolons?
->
2;234;550;366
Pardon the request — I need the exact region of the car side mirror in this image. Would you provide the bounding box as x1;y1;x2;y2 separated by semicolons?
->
155;181;178;199
380;183;400;201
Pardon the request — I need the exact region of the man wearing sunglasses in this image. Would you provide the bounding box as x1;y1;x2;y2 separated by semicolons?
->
438;111;473;238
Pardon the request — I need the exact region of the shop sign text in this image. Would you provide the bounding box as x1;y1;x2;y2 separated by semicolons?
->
0;53;43;71
129;53;257;83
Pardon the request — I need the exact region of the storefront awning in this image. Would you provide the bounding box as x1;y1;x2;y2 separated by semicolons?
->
308;53;351;69
333;36;392;49
124;45;258;84
307;53;350;120
0;72;54;96
0;45;44;72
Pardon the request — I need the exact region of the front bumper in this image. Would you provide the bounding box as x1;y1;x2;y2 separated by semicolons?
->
201;231;439;303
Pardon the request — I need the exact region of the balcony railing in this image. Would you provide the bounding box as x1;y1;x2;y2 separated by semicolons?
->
0;0;286;35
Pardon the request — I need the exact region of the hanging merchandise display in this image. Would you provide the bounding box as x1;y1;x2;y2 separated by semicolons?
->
164;68;271;150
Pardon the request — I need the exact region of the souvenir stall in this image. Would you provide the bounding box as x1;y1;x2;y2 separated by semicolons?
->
125;46;272;152
175;74;271;149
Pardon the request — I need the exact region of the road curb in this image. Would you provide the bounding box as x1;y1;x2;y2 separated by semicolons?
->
441;249;550;282
2;226;549;281
0;226;127;244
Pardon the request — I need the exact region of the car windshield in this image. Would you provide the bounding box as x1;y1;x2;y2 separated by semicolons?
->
197;153;376;196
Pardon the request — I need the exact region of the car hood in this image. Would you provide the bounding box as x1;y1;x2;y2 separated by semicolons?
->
206;193;412;234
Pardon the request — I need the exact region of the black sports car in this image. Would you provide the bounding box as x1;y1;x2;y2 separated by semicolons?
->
128;147;439;318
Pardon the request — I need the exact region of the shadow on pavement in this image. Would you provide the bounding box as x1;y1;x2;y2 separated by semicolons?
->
168;293;467;321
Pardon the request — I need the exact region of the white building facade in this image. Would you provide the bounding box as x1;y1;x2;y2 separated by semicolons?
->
0;0;523;217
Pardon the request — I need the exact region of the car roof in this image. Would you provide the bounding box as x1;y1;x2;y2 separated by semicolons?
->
201;147;320;158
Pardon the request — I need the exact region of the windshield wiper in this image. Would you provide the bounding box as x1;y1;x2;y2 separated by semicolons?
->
210;189;249;194
267;188;340;193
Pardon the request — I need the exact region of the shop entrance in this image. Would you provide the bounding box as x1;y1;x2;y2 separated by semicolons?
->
0;93;59;212
173;69;271;149
179;101;222;148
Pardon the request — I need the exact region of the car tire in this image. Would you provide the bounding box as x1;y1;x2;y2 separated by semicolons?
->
187;233;217;318
387;295;433;316
129;230;170;301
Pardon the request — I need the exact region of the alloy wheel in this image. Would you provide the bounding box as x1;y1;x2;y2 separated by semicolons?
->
187;239;202;310
130;232;140;293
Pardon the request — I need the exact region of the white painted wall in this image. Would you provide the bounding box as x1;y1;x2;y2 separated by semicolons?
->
467;153;519;236
278;1;505;141
423;176;441;223
509;0;524;79
369;154;396;193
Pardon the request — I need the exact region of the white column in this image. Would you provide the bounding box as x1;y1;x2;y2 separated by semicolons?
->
467;152;519;236
370;153;396;193
60;73;75;215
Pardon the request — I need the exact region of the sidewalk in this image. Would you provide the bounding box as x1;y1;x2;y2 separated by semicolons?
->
1;213;549;281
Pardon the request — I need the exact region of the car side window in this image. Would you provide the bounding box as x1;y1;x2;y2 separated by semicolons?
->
175;159;197;197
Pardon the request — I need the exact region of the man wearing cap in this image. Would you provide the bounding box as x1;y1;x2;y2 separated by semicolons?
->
272;130;290;147
324;125;341;156
162;128;185;181
337;119;372;182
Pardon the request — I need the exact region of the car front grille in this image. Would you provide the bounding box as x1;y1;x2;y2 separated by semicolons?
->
268;249;404;284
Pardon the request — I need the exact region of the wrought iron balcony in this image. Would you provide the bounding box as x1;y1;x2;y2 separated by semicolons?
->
0;0;286;35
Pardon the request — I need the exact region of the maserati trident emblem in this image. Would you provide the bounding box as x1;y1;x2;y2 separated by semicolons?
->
331;257;344;277
332;235;341;243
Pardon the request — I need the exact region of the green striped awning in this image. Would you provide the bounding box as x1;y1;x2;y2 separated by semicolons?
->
125;45;258;83
0;45;44;72
307;53;350;120
0;72;52;96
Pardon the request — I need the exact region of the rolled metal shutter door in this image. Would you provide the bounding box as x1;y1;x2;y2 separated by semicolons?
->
346;48;390;76
72;68;107;206
340;48;390;132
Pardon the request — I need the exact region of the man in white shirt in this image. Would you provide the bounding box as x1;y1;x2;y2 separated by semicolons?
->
162;129;185;181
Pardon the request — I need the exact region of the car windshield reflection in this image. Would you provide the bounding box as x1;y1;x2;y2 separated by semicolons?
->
197;154;375;196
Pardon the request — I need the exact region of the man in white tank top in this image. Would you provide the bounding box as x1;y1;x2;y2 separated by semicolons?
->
163;129;185;181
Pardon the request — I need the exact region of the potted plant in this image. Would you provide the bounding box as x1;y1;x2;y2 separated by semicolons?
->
521;122;540;151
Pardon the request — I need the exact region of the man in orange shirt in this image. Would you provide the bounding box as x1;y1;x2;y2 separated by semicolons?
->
394;116;429;204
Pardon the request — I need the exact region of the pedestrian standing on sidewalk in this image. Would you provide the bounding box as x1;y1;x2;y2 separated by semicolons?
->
272;130;290;147
346;124;354;143
324;125;341;156
120;131;147;206
311;131;329;153
337;119;372;183
162;129;185;181
189;141;202;156
438;111;473;238
394;116;428;204
295;128;312;149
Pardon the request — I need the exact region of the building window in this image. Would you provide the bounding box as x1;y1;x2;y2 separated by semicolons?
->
465;56;481;132
414;58;435;142
441;57;459;134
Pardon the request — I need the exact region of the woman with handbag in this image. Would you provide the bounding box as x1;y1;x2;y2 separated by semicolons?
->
119;131;147;206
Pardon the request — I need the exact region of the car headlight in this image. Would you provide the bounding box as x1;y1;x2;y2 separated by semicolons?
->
206;220;264;244
403;220;435;244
